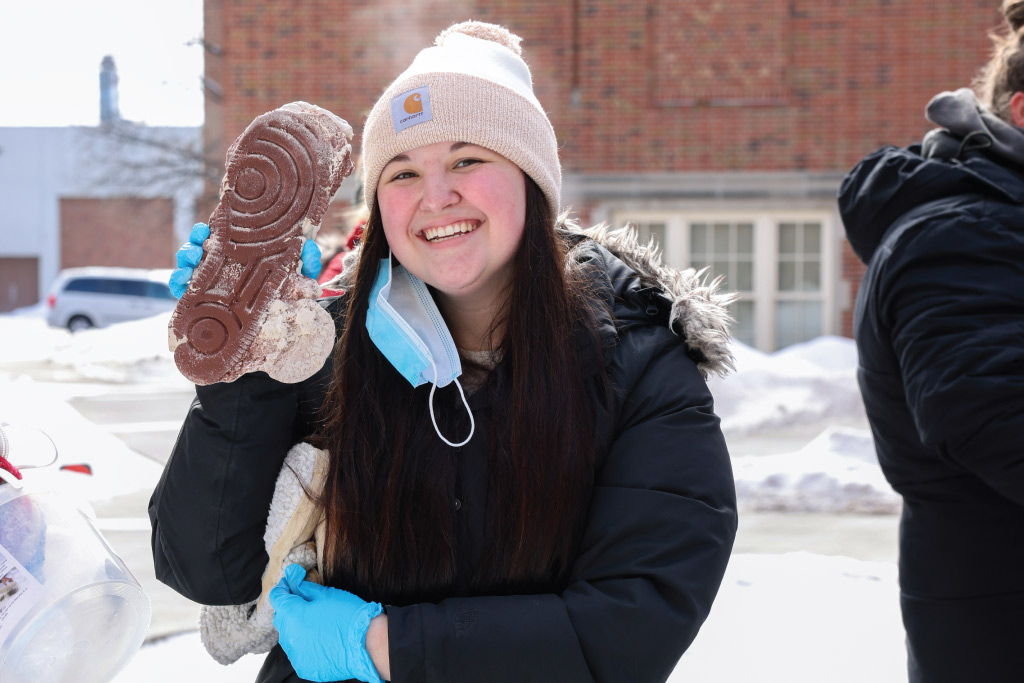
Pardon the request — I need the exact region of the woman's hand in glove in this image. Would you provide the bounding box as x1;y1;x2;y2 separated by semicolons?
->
168;223;323;299
169;222;210;298
269;563;385;683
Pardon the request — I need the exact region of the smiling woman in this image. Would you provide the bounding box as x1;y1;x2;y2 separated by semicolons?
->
151;20;739;683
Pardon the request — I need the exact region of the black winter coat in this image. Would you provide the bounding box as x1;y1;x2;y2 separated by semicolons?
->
839;138;1024;682
149;230;737;683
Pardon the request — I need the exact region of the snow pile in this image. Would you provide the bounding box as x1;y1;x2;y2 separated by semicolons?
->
705;337;894;513
51;313;181;383
733;426;900;514
709;336;867;436
0;313;186;385
0;316;73;364
7;301;48;318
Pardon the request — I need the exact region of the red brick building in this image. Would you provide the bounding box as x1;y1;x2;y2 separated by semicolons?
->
201;0;1003;350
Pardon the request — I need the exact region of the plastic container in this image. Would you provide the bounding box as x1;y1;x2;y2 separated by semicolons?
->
0;483;151;683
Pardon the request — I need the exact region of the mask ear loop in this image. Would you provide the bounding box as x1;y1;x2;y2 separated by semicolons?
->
426;360;475;448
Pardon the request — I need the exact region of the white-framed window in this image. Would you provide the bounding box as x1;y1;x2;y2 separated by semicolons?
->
775;221;823;349
615;210;836;351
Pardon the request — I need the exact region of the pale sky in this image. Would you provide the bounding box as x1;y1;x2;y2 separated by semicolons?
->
1;0;204;127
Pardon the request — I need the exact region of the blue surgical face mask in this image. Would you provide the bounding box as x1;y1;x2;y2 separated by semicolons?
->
365;254;475;447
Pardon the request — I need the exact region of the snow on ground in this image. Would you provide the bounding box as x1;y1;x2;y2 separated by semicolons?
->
0;312;189;386
112;632;265;683
709;336;867;437
672;553;906;683
705;336;899;512
733;426;900;514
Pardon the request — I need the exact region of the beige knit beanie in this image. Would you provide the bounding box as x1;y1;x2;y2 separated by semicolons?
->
361;21;561;215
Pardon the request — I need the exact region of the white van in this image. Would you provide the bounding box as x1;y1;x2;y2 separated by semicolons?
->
45;267;177;332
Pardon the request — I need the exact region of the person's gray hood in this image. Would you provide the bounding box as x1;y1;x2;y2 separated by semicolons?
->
923;88;1024;163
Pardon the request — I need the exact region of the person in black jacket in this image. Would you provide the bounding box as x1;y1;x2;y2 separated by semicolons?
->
838;3;1024;680
150;20;737;683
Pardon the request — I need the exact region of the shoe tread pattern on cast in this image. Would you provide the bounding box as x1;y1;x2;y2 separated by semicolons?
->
170;102;354;385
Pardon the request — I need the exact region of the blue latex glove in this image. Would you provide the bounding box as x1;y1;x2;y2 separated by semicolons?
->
169;223;322;298
269;564;383;683
170;223;210;298
301;239;322;279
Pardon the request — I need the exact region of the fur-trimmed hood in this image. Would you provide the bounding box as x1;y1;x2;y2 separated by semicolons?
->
324;221;735;378
570;223;735;378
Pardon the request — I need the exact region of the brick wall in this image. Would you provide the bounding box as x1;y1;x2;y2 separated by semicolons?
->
206;0;1002;171
60;197;176;269
203;0;1006;335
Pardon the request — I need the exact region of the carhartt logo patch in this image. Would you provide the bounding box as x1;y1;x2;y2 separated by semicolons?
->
404;93;423;114
391;86;432;133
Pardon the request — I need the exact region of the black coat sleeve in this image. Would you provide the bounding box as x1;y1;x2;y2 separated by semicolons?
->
149;302;339;606
386;325;737;683
881;210;1024;507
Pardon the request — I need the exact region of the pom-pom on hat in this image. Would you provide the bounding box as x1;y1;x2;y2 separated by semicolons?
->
361;21;561;215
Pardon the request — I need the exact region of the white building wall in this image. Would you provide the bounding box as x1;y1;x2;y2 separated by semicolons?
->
0;125;201;302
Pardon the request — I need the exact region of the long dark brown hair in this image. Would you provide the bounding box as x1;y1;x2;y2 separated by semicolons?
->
316;176;604;605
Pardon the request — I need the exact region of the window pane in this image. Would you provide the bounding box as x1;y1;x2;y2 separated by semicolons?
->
713;223;730;253
775;301;801;349
736;260;753;291
775;301;823;349
803;222;821;254
802;261;821;291
649;223;666;248
635;222;665;248
713;261;731;285
802;301;823;338
690;223;707;255
778;223;797;254
778;261;796;291
732;299;756;347
737;223;754;254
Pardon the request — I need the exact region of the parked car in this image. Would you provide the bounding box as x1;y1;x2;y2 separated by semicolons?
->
45;267;176;332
